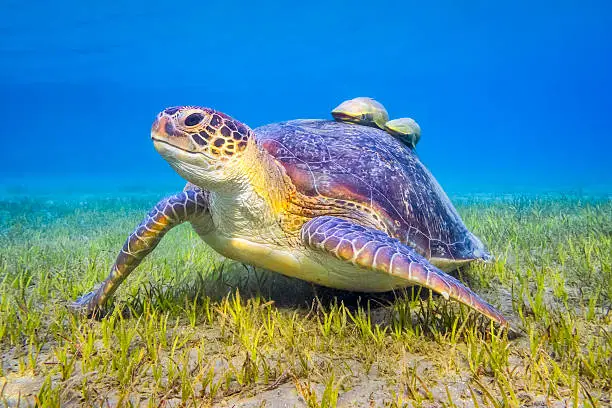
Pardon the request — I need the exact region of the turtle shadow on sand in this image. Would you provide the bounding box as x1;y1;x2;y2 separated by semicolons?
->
115;261;515;336
120;262;398;314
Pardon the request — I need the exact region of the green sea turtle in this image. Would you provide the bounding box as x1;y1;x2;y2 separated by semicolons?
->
332;97;422;149
71;105;507;327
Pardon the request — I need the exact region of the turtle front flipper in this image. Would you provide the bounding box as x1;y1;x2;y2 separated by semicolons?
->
70;188;210;316
301;216;508;327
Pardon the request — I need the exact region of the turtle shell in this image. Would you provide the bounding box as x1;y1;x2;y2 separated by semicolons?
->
256;119;490;266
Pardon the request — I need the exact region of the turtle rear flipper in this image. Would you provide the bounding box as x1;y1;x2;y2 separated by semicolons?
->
69;188;210;316
301;216;508;327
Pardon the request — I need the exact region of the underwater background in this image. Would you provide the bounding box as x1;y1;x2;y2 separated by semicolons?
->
2;2;612;406
1;0;611;195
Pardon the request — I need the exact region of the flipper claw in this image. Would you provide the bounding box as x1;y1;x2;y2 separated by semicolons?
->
69;189;210;318
68;285;101;316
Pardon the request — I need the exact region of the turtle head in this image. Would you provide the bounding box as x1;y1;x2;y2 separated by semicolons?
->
151;106;254;188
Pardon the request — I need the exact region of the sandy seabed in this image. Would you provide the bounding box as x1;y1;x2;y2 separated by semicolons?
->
0;187;610;407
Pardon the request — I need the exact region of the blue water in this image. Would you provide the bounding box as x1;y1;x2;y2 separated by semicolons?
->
1;0;611;195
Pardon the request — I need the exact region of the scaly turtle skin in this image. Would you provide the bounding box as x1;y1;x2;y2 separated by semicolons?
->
71;106;507;327
384;117;421;149
332;97;389;129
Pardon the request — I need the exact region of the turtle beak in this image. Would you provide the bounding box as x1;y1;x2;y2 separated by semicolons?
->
151;114;195;153
151;114;173;141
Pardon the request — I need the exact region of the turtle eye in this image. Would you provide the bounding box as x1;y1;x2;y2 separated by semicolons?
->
184;113;204;126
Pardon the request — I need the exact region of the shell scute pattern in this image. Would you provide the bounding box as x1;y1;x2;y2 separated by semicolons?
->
257;119;487;262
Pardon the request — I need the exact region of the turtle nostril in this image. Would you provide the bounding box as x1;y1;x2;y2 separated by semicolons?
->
184;113;204;126
165;120;175;135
